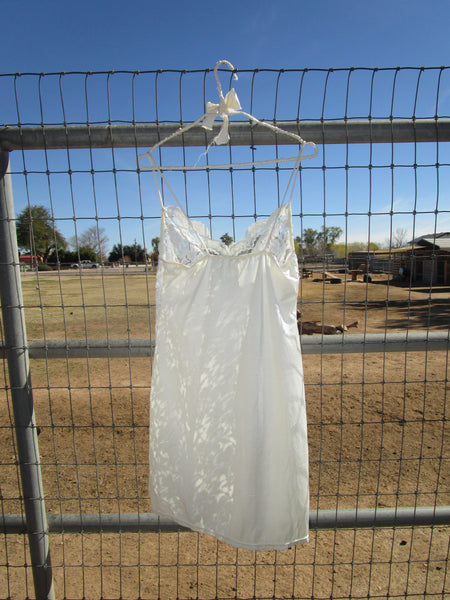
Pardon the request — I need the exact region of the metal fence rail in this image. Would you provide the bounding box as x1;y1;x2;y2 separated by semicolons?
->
3;506;449;534
1;66;449;600
1;331;449;359
2;118;450;150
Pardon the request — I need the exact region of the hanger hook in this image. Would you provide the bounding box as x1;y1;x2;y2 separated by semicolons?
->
213;60;238;100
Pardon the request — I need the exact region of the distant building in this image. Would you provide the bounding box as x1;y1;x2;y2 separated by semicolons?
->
348;232;450;285
405;232;450;285
347;250;397;274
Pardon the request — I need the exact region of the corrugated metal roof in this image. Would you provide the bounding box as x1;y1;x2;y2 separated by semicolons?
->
411;232;450;250
434;238;450;250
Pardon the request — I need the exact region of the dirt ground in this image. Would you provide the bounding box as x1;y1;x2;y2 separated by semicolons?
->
0;271;449;599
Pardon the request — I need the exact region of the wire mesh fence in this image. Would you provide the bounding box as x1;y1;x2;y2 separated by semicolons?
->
0;66;449;599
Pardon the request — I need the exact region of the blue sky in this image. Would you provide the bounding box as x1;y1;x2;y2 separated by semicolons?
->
2;0;449;73
2;0;449;252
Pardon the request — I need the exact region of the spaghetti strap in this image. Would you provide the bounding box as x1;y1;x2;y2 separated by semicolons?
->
147;152;212;254
146;152;186;213
148;141;303;262
281;145;305;207
148;141;305;211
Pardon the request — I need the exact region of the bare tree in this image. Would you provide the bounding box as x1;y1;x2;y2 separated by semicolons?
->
385;227;409;249
73;225;109;261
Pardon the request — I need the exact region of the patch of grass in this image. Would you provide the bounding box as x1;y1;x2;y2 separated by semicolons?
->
20;273;157;340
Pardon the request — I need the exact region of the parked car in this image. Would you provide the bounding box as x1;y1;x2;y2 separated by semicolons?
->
70;260;100;269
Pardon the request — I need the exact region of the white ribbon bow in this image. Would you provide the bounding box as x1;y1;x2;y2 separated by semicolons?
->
201;88;242;145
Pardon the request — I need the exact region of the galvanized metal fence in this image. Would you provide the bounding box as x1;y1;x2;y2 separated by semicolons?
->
0;66;449;599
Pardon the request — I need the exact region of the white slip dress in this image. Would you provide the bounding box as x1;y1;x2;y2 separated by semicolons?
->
149;164;309;551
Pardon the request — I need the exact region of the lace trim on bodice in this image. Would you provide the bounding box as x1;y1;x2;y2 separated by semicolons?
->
159;204;296;268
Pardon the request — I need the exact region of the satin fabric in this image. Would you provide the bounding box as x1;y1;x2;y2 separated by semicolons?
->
149;203;309;550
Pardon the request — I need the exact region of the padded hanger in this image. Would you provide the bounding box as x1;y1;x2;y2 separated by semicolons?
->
137;60;318;171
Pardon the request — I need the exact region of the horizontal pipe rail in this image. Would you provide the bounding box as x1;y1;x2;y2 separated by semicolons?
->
1;119;449;151
300;330;450;354
2;506;449;534
1;331;447;360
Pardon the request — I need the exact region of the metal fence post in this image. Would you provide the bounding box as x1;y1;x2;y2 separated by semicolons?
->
0;151;54;600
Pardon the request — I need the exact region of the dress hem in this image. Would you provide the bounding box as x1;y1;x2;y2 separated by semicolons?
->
150;503;309;551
